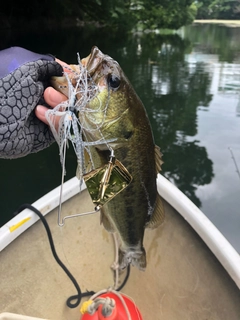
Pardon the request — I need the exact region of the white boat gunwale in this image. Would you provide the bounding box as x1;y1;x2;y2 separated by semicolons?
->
0;174;239;289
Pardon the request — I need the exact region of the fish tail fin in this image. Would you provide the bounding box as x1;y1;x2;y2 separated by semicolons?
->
119;247;146;271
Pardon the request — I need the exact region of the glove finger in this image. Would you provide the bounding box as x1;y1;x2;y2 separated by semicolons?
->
37;60;63;82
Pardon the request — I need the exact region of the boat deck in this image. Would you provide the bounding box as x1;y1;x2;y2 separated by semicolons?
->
1;189;240;319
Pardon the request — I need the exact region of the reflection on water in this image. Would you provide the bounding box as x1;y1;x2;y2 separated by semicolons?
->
117;33;214;207
184;24;240;63
0;24;240;252
183;25;240;252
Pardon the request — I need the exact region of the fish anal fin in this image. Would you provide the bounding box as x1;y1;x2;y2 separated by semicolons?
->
146;193;165;229
100;208;115;233
155;145;163;175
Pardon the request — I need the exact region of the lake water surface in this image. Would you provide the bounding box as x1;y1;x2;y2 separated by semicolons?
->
0;24;239;252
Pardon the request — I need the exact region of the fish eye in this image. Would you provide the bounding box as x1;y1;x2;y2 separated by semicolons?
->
108;74;121;90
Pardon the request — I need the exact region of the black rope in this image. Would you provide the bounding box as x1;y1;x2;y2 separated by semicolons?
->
15;203;130;308
116;264;130;292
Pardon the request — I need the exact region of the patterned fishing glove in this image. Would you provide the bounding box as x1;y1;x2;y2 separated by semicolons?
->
0;46;63;159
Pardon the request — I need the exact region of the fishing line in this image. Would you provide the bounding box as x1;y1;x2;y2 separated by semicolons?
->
46;58;100;178
46;59;114;187
14;203;130;308
228;147;240;180
47;59;121;226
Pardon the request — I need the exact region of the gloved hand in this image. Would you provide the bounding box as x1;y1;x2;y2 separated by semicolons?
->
0;46;63;159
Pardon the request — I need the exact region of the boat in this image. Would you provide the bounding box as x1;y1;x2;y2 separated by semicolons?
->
1;174;240;319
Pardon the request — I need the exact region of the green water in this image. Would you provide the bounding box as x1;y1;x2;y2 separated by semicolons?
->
0;24;240;252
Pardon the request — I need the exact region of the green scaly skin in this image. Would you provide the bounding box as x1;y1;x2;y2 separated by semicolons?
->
82;47;157;270
52;47;161;270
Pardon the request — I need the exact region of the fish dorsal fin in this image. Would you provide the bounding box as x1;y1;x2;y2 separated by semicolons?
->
155;145;163;175
146;193;165;229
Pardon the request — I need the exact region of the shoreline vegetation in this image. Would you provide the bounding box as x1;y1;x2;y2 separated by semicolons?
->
194;19;240;27
1;17;240;32
2;19;240;31
1;0;240;32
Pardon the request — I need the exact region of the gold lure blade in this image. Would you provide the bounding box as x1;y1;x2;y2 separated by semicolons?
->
83;159;132;208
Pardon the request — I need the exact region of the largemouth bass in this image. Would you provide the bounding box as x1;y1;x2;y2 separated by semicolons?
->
51;47;164;270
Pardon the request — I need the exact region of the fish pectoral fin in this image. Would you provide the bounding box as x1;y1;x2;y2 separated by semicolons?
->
146;193;165;229
155;145;163;175
100;208;115;232
76;149;93;179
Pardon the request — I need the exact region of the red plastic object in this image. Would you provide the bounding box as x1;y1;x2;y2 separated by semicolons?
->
81;292;143;320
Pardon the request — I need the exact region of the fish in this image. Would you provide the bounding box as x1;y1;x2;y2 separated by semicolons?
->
51;46;164;271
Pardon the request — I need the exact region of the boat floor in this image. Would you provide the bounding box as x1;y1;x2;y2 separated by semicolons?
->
1;189;240;319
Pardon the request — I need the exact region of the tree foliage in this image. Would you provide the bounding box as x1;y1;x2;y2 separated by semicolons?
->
196;0;240;19
1;0;196;31
131;0;197;30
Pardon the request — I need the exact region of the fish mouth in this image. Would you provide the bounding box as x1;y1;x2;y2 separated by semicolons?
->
81;46;120;85
81;46;104;75
78;47;124;133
